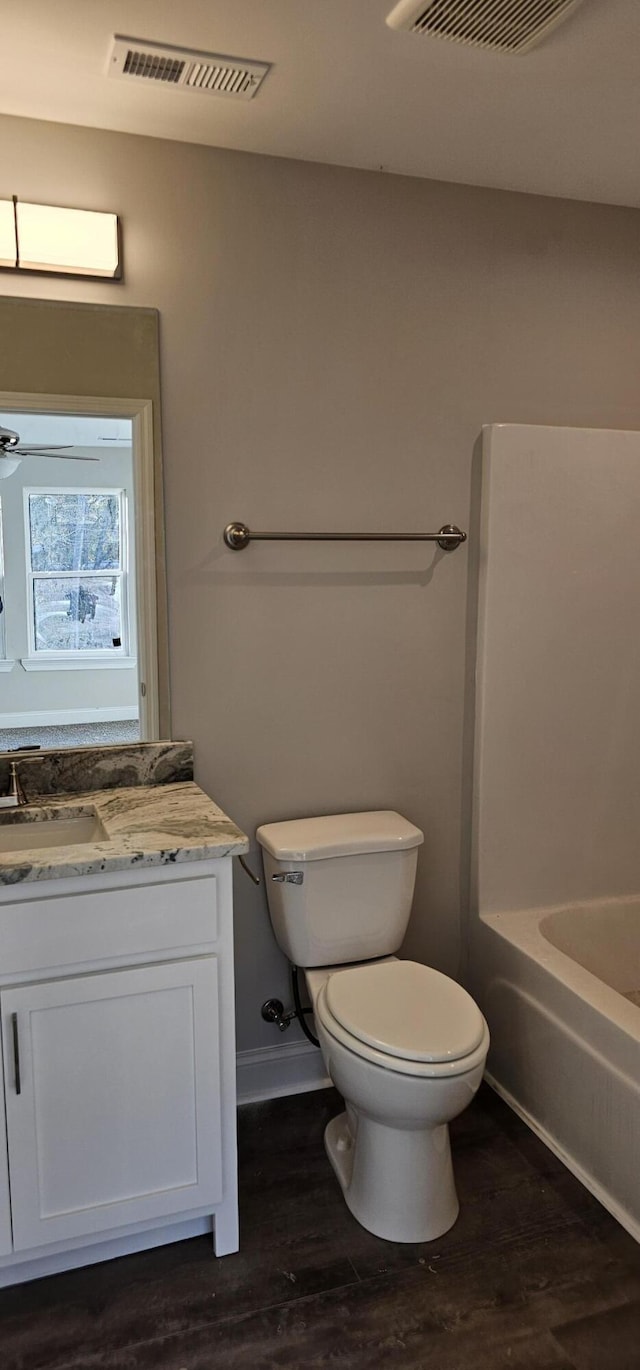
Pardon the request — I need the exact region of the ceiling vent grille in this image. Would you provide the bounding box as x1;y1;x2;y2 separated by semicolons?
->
386;0;588;53
108;36;270;99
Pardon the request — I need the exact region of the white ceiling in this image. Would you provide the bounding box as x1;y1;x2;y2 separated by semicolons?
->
1;0;639;207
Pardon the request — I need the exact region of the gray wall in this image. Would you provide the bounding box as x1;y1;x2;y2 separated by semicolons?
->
1;114;639;1051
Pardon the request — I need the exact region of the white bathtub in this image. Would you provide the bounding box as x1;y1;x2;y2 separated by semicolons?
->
471;896;640;1240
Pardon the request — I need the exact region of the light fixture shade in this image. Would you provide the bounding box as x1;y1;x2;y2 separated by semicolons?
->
15;202;120;278
0;457;22;479
0;200;17;269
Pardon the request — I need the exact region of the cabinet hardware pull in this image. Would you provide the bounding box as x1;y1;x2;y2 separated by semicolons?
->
11;1013;21;1096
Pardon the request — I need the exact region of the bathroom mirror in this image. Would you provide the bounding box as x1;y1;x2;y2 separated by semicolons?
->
0;296;169;751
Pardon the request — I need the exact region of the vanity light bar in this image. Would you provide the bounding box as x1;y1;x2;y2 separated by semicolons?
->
0;198;121;280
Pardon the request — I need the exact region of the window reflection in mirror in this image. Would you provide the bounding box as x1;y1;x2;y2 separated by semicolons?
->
0;406;155;752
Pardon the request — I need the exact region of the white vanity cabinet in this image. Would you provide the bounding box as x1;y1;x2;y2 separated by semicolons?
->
0;857;238;1286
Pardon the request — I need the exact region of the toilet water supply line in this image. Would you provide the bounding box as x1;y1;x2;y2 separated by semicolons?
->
260;968;320;1047
237;854;320;1048
291;964;320;1048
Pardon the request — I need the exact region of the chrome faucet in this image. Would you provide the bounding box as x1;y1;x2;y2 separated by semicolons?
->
7;761;27;806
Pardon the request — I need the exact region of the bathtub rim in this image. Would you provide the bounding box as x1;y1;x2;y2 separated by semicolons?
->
479;894;640;1048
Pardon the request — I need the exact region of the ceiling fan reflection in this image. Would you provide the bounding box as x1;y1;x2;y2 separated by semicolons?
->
0;425;99;479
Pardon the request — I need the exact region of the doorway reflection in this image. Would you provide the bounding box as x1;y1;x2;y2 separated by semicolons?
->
0;411;140;753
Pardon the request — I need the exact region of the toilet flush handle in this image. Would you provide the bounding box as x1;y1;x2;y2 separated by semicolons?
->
272;871;304;885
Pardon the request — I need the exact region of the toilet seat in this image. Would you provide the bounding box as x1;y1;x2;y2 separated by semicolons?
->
316;963;490;1079
325;960;486;1062
317;988;489;1078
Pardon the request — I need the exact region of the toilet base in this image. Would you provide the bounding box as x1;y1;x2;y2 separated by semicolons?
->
324;1109;459;1244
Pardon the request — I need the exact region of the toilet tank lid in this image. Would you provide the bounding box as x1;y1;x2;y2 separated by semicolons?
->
256;811;424;861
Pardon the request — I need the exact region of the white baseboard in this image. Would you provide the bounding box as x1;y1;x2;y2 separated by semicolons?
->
236;1038;331;1105
0;706;139;729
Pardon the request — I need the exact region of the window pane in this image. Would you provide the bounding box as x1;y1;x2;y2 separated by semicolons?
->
33;577;123;652
0;496;5;659
29;493;120;572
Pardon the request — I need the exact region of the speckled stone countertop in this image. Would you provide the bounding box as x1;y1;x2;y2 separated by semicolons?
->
0;743;248;886
0;782;249;886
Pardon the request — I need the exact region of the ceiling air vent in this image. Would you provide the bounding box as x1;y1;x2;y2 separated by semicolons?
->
108;36;270;99
385;0;588;54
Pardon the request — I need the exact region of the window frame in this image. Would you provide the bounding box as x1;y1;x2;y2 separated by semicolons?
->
22;485;132;666
0;495;13;671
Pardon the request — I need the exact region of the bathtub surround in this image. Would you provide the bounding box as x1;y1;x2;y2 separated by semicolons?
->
2;117;640;1075
472;425;640;913
470;423;640;1241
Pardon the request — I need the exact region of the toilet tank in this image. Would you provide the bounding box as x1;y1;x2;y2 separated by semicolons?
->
256;811;424;968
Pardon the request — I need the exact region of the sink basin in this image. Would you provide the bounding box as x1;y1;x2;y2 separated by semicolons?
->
0;814;107;854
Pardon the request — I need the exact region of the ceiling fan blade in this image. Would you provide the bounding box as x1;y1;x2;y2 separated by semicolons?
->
14;443;72;452
20;450;99;462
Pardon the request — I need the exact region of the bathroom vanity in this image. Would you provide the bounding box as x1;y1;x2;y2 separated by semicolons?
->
0;743;248;1287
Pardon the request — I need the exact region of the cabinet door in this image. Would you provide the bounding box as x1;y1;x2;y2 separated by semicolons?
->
2;958;222;1251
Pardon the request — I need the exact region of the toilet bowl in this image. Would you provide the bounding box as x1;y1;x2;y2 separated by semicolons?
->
308;958;489;1242
256;810;490;1244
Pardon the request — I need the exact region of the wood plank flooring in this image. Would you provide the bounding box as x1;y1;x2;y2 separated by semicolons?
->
1;1084;639;1368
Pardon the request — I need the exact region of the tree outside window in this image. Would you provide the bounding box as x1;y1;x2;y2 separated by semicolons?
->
26;491;128;654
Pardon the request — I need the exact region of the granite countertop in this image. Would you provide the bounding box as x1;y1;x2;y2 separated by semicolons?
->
0;781;249;886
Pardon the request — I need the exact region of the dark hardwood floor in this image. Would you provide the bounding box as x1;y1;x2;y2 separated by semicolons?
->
1;1084;639;1368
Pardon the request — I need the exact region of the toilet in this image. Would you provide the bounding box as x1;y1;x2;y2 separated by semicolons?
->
256;810;490;1244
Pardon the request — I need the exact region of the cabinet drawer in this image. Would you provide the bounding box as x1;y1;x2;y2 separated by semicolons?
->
0;873;218;977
